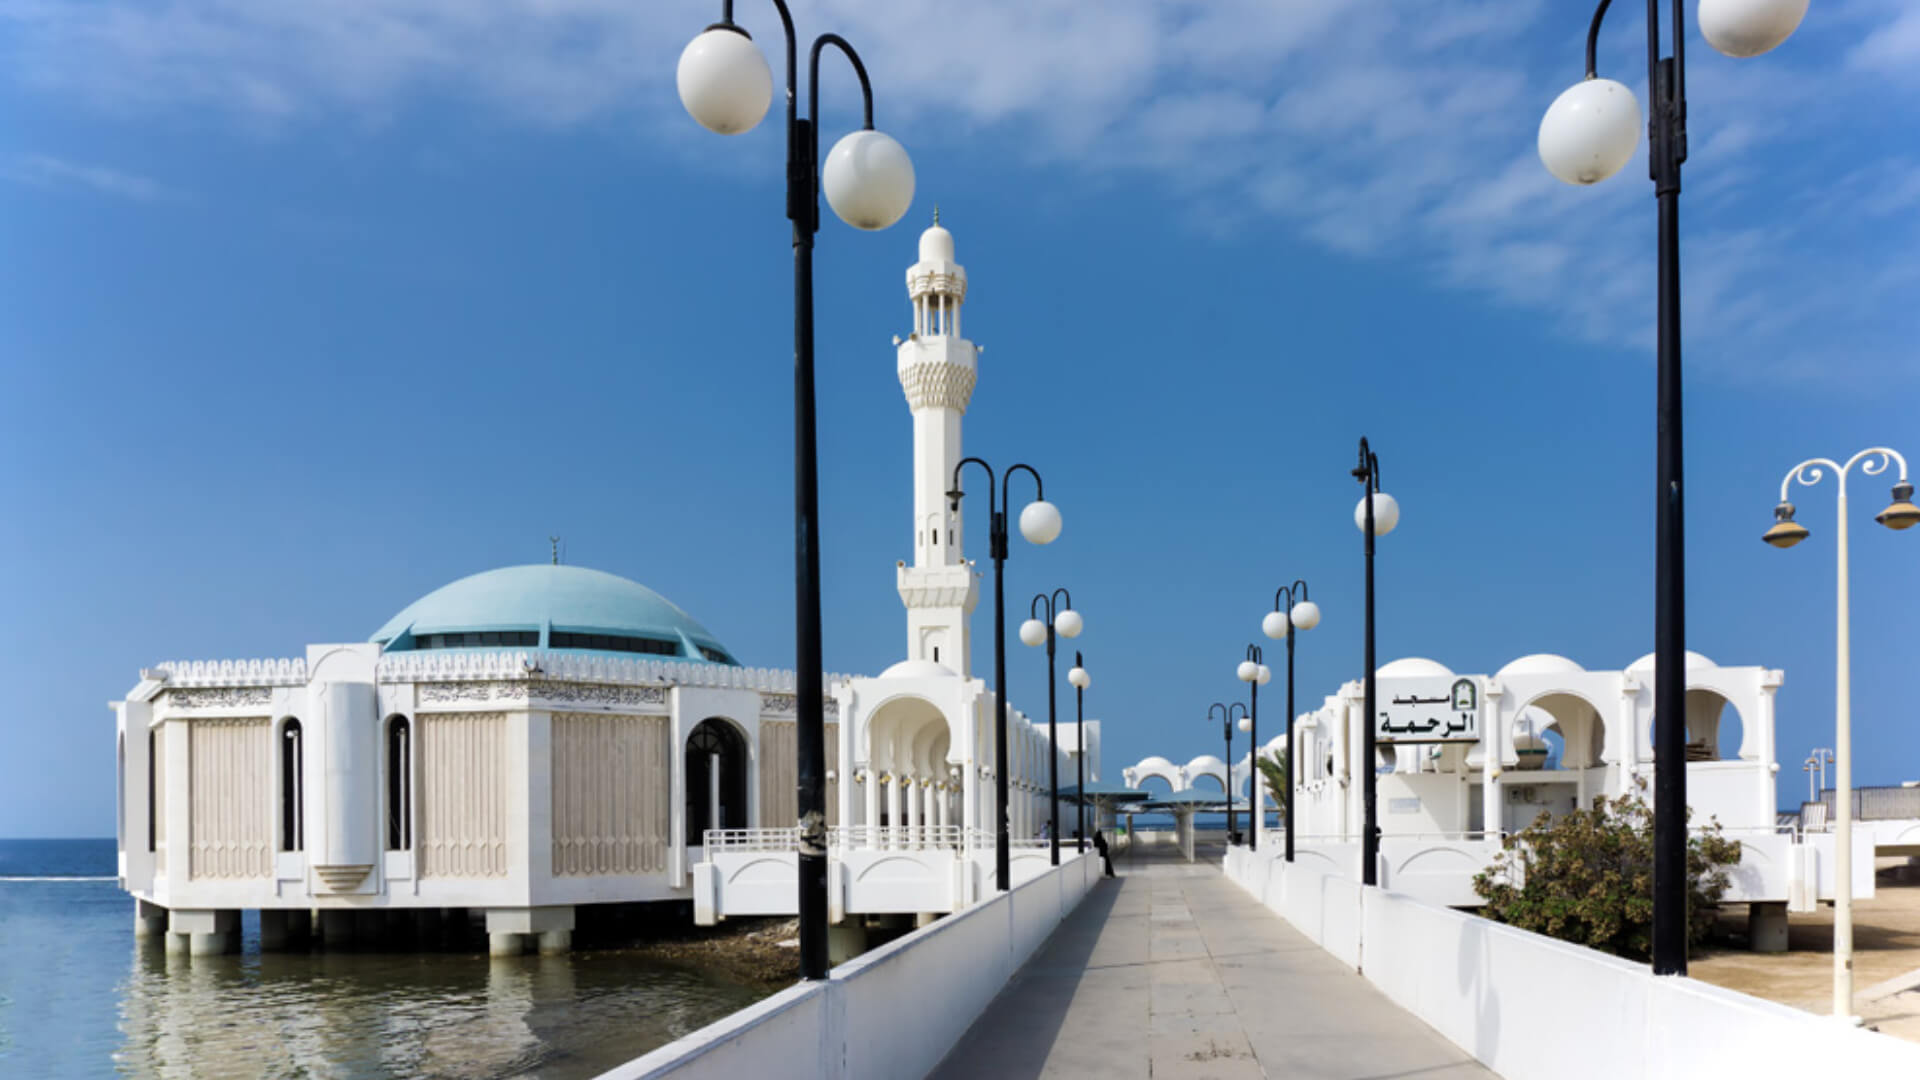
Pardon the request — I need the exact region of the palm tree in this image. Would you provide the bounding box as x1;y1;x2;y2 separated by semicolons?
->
1253;747;1289;817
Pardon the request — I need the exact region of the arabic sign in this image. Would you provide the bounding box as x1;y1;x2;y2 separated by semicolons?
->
1375;676;1483;744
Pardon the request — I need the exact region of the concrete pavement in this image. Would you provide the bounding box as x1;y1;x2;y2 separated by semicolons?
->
928;843;1496;1079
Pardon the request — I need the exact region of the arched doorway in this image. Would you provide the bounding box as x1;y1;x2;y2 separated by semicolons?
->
686;719;748;846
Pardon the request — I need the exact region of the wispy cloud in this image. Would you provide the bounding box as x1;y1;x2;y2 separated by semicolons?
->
2;152;177;201
0;0;1914;384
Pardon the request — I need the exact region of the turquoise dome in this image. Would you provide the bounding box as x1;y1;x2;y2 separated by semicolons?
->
371;565;737;665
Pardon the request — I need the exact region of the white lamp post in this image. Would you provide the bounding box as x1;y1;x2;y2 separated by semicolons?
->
1765;446;1914;1021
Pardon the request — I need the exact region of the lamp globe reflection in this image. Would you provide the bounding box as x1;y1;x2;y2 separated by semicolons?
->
676;28;773;135
1539;78;1641;185
1699;0;1808;58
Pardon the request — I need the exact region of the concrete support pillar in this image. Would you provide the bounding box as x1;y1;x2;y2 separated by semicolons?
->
886;777;902;850
170;909;239;956
287;908;312;946
319;909;356;948
913;912;938;929
486;906;573;959
1749;902;1790;953
165;932;191;955
864;769;880;843
827;922;868;966
905;777;921;847
134;899;169;939
259;909;291;952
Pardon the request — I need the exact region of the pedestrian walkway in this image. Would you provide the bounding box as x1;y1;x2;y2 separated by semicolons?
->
929;842;1496;1079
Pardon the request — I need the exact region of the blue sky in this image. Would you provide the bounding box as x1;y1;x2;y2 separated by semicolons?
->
2;0;1916;837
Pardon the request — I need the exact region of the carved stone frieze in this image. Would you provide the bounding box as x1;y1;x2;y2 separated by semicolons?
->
417;681;528;706
167;687;272;709
529;681;666;708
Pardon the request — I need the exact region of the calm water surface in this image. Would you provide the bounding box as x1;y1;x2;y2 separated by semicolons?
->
0;839;772;1079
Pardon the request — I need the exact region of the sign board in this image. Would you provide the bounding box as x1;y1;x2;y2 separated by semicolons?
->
1375;675;1483;744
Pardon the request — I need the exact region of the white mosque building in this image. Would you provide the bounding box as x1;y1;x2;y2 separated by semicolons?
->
1126;651;1890;948
112;219;1094;957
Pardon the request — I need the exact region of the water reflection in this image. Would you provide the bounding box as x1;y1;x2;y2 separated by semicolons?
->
116;920;766;1079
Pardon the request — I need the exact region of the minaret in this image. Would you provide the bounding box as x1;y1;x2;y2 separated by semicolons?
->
895;212;979;676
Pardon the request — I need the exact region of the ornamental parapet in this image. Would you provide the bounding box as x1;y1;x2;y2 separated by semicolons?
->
148;650;845;710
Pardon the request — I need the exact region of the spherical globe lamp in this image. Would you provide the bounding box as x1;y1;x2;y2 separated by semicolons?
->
1068;666;1091;690
1019;500;1063;545
822;129;915;230
1019;618;1048;647
1054;609;1084;639
677;28;773;135
1237;660;1259;683
1538;78;1640;185
1699;0;1807;58
1262;610;1290;639
1238;717;1252;733
1354;492;1400;536
1256;664;1272;686
1290;600;1322;630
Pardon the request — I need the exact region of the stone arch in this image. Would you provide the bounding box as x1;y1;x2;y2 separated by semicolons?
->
866;694;954;837
1648;689;1748;762
686;717;749;845
276;716;303;852
1127;755;1184;792
1514;689;1611;769
384;714;413;851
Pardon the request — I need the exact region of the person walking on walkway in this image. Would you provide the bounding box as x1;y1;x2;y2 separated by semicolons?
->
1093;828;1114;877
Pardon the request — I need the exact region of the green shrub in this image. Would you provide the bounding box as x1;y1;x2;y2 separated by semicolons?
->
1471;787;1741;960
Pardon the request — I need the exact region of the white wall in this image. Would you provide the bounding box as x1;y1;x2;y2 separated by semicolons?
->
1223;847;1920;1078
601;852;1100;1080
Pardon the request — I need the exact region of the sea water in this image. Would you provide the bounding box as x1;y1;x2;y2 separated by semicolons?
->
0;839;770;1078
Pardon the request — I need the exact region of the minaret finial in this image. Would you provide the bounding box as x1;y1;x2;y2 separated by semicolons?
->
549;536;561;565
933;204;940;226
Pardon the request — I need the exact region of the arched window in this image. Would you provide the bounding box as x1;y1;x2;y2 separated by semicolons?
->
280;719;304;852
686;719;748;845
146;728;157;853
387;717;412;850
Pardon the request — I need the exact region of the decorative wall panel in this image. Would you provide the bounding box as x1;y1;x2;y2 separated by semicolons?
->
419;712;508;878
551;713;670;876
188;719;273;879
759;721;798;828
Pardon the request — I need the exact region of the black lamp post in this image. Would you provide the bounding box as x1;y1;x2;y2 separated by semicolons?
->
678;1;916;984
1068;652;1091;854
949;458;1063;892
1540;0;1807;978
1236;646;1271;851
1352;439;1399;888
1263;581;1318;864
1208;702;1249;843
1023;589;1083;867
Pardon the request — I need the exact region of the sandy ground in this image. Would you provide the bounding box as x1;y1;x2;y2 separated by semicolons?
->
1691;871;1920;1041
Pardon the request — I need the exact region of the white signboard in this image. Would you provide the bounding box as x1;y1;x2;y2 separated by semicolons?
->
1375;676;1483;744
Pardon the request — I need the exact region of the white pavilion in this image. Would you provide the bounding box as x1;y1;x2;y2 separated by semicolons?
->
112;219;1095;957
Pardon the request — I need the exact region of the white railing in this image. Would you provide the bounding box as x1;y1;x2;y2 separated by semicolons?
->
830;825;967;850
701;828;800;852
